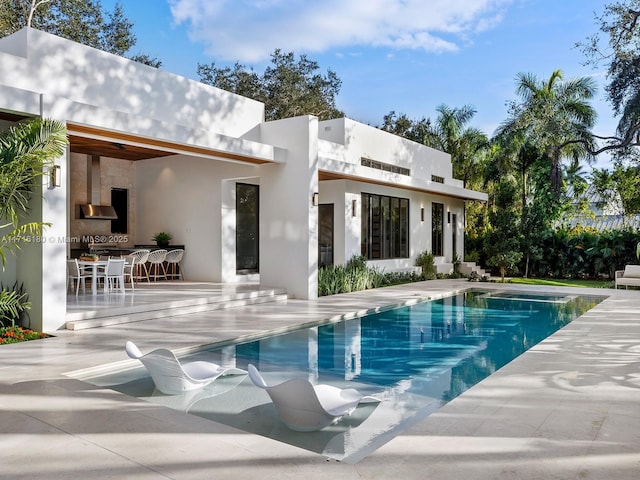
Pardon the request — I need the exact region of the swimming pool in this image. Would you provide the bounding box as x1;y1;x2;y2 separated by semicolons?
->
82;289;604;463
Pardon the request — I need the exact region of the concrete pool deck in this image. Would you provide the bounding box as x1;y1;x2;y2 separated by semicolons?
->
1;280;639;479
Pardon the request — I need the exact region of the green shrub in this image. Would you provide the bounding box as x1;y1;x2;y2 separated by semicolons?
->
415;251;436;279
0;282;30;328
465;250;480;263
318;255;427;296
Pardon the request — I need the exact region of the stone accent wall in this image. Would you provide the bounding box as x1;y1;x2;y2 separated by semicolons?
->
69;153;136;250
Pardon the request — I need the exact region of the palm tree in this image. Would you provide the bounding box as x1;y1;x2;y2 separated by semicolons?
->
423;104;489;186
0;117;67;326
0;117;68;266
495;69;597;195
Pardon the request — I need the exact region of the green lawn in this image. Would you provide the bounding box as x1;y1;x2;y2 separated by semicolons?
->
506;277;613;288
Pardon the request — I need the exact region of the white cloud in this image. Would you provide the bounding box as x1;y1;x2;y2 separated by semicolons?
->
168;0;513;62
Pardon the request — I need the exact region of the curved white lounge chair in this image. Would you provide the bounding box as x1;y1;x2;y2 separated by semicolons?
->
125;341;246;395
247;364;380;432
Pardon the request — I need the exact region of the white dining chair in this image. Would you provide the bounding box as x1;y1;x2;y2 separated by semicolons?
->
66;259;91;296
98;258;127;294
122;255;136;290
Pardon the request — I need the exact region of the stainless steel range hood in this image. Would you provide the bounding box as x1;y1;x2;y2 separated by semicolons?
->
78;155;118;220
80;203;118;220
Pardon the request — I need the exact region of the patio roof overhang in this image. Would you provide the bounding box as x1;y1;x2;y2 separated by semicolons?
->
67;123;278;165
318;170;488;202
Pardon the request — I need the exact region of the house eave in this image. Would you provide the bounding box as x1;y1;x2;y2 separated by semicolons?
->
318;170;488;202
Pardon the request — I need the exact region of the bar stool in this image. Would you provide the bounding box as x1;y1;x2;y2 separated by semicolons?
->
147;249;167;281
129;249;150;283
165;249;184;280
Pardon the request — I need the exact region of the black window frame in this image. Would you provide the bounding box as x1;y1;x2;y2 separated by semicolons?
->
432;202;444;256
236;183;259;274
361;192;409;260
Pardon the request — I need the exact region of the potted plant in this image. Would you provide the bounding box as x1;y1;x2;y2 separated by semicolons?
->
152;232;171;247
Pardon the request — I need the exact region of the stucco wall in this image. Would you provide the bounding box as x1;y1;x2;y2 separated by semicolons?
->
318;179;466;271
319;118;455;185
135;154;261;282
0;28;265;138
259;116;318;299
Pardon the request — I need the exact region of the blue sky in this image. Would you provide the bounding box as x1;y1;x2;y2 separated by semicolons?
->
104;0;615;169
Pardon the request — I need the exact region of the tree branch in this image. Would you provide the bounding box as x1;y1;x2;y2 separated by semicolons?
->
27;0;51;27
555;122;640;156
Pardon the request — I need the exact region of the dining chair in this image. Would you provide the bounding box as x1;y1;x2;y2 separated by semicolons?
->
98;258;127;294
147;249;167;281
66;259;91;296
164;249;184;280
122;255;136;290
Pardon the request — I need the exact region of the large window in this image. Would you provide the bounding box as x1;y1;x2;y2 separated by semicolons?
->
361;193;409;259
432;202;444;256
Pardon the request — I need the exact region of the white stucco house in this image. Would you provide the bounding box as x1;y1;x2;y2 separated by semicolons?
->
0;28;487;332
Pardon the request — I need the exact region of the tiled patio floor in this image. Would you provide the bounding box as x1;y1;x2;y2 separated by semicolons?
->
2;280;640;479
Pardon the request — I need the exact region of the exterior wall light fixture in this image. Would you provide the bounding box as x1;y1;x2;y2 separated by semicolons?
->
352;199;357;217
312;192;319;206
447;211;451;224
50;164;61;188
420;207;424;222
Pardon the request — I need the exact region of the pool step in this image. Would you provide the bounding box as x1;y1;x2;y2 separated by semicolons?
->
65;287;288;330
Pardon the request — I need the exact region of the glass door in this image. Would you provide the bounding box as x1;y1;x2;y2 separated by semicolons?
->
318;203;334;267
236;183;259;274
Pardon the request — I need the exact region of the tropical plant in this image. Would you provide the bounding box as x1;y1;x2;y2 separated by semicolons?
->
489;251;524;283
423;104;490;186
415;251;436;279
0;282;29;328
495;70;597;197
0;118;67;328
318;255;425;296
152;231;171;245
0;118;68;266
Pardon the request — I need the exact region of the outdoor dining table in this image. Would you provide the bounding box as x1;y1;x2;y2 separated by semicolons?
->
77;260;107;296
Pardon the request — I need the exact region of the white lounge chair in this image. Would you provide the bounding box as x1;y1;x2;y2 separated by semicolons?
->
125;341;246;395
247;364;380;432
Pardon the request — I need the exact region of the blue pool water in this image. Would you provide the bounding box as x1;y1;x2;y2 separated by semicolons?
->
82;289;604;463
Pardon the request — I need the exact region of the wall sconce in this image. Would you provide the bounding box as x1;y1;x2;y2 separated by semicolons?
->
352;199;357;217
312;192;319;206
447;211;451;224
420;207;425;222
49;164;61;188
